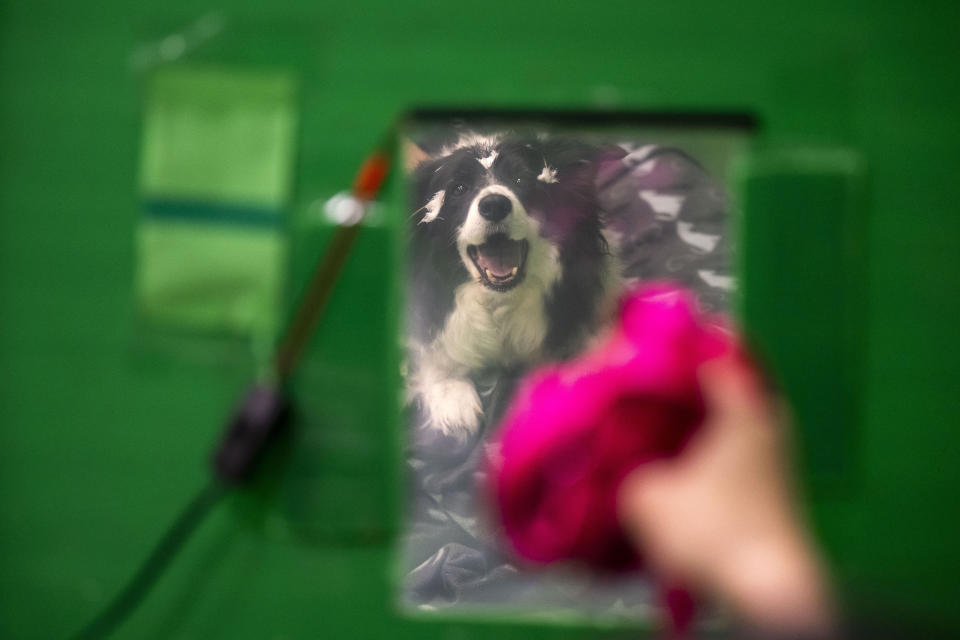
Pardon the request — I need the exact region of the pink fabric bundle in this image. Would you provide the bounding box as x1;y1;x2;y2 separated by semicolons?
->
487;283;733;624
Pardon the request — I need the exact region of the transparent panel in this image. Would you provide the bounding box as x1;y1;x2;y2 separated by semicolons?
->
398;114;751;622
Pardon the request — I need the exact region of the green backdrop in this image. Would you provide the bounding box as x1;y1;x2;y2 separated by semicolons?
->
2;1;959;638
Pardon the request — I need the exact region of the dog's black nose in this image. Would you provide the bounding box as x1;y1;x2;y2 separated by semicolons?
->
478;194;512;222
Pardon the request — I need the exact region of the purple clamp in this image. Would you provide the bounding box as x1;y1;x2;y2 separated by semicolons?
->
212;383;290;484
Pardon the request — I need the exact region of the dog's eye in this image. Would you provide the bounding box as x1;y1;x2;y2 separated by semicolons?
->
451;183;466;197
515;177;522;186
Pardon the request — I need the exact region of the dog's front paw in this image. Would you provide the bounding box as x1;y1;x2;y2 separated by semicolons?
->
420;377;483;438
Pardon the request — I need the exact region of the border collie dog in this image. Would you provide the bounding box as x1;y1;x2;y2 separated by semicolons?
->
407;133;621;438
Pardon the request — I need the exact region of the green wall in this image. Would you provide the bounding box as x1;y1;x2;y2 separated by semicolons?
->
2;1;959;637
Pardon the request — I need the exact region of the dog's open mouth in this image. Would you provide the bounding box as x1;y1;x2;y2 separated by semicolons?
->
467;234;529;291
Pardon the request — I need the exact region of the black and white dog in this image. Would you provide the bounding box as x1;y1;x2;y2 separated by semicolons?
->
406;133;623;438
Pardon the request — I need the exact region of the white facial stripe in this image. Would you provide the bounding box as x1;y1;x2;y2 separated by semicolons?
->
479;151;498;169
478;183;516;200
537;165;558;183
440;132;502;156
420;190;445;223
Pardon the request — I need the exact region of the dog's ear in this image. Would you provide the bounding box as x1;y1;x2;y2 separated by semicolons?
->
403;138;431;173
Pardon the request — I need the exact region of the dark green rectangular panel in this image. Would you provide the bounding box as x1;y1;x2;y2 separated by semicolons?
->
737;149;867;487
273;221;397;543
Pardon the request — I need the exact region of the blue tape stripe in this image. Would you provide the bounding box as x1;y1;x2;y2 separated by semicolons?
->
143;198;285;229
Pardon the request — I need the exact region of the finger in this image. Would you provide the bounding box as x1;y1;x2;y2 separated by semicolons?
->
698;353;772;428
617;462;674;530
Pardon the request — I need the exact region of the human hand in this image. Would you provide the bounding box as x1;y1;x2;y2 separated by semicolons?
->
617;354;837;637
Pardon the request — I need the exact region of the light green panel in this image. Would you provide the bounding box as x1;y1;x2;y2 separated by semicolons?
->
136;219;286;336
140;66;297;206
135;66;297;339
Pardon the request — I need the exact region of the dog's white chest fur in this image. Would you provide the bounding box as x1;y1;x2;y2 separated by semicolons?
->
440;282;548;370
414;281;550;438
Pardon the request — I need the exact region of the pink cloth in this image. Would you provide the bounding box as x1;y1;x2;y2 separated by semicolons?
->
488;283;733;571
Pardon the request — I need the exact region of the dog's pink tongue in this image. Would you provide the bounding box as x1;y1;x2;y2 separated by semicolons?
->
477;237;522;277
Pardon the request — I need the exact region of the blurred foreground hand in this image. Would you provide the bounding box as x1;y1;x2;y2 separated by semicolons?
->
618;354;838;638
